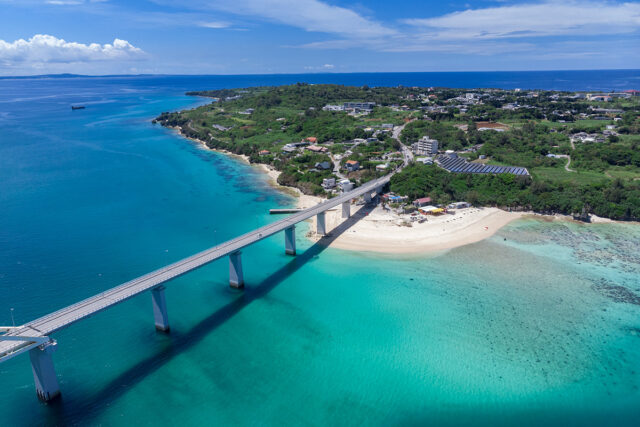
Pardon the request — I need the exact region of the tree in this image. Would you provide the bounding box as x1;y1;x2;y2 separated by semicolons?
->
466;190;480;206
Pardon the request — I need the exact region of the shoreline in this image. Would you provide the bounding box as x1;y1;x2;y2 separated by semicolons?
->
244;161;632;255
309;203;526;255
168;125;302;198
245;164;529;255
167;125;252;165
167;124;635;255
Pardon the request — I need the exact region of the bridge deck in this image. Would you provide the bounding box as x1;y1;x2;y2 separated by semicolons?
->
0;174;391;362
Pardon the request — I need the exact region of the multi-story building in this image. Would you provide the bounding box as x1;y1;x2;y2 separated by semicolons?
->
343;102;376;112
322;178;336;189
411;136;438;156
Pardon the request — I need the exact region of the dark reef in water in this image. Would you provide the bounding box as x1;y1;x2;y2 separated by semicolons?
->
593;279;640;305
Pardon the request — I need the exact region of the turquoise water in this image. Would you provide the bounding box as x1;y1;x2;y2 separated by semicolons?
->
1;76;639;425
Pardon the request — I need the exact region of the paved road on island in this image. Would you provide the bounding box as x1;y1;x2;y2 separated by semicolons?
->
329;153;347;180
392;121;414;166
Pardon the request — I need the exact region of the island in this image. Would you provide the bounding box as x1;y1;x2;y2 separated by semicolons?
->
154;83;640;249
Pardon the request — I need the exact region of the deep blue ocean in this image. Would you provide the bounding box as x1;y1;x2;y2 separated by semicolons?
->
4;69;639;91
1;71;639;426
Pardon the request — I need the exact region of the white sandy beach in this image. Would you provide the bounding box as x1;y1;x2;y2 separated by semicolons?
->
304;198;524;254
257;164;526;254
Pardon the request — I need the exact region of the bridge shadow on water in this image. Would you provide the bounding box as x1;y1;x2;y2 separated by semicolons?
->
45;201;377;424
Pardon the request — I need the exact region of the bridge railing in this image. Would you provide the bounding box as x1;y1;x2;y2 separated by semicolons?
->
1;171;396;401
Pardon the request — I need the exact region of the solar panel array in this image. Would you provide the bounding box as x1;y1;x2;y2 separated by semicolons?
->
435;156;529;176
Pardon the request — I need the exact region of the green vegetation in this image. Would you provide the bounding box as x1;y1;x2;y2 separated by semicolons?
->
572;143;640;170
391;89;640;219
155;83;640;220
155;84;415;195
391;164;640;220
401;121;468;151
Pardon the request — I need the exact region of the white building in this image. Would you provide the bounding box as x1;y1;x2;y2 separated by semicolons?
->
343;102;375;111
411;136;438;156
282;144;297;153
322;178;336;189
322;104;344;112
447;201;471;209
416;157;433;165
338;179;353;192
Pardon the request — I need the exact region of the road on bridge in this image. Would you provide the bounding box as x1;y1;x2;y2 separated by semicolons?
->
0;174;393;363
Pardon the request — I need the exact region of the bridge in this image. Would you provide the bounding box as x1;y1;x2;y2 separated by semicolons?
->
0;173;392;402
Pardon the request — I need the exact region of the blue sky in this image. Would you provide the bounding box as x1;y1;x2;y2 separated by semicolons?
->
0;0;639;75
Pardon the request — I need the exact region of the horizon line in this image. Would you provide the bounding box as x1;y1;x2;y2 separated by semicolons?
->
1;68;639;80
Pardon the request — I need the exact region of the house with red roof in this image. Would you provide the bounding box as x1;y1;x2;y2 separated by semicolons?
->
413;197;432;207
345;160;360;172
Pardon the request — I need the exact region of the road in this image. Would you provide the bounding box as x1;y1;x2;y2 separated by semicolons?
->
392;121;414;166
554;154;575;173
564;155;576;172
329;153;347;180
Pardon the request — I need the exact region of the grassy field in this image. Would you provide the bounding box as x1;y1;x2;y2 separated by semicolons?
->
497;119;527;128
573;119;613;128
487;159;519;166
606;166;640;181
355;107;411;125
531;166;608;185
617;134;640;144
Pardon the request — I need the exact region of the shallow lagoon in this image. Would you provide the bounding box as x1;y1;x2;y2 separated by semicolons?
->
0;76;639;426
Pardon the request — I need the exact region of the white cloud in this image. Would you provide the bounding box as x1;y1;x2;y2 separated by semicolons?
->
231;0;395;38
9;0;635;73
45;0;107;4
46;1;83;4
299;37;536;55
293;0;640;57
0;34;145;65
198;21;231;29
404;1;640;40
154;0;395;38
304;63;335;70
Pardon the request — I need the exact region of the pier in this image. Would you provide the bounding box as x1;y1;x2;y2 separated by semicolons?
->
0;174;391;401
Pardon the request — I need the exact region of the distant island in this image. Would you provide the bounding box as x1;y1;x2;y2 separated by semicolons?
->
154;84;640;221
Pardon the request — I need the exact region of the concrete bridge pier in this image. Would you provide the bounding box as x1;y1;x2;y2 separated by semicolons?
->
342;201;351;219
151;285;170;332
29;341;60;402
363;192;372;204
285;226;296;255
229;251;244;289
376;185;384;194
316;212;326;236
